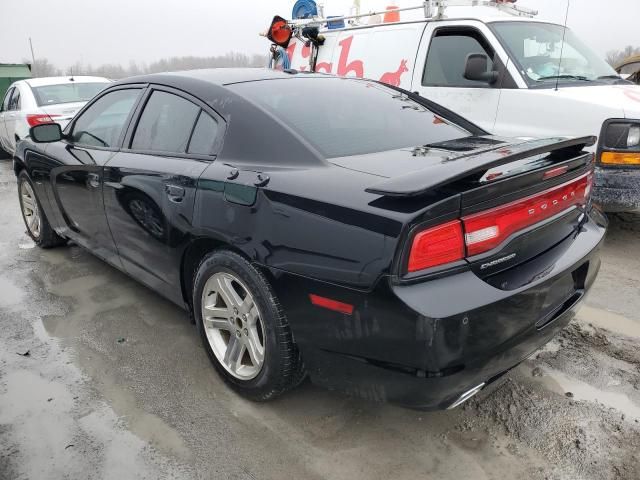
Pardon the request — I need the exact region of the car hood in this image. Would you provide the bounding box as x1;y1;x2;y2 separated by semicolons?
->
547;84;640;119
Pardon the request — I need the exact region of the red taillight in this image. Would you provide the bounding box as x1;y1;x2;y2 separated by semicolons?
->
407;220;465;272
463;173;592;256
27;114;60;127
309;294;354;315
406;172;593;273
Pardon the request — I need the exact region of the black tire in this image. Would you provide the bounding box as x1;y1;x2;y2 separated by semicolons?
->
0;144;10;160
17;171;66;248
193;250;305;401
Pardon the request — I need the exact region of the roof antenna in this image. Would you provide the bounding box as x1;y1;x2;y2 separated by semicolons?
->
555;0;571;92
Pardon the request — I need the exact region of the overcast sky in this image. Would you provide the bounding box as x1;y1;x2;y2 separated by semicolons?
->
0;0;636;69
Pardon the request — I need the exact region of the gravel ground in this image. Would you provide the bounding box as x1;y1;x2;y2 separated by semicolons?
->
1;158;639;480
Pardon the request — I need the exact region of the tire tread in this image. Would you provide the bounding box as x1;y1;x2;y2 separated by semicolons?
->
193;250;305;401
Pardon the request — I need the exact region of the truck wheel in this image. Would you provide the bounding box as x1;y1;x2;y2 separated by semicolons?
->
18;171;66;248
193;250;305;401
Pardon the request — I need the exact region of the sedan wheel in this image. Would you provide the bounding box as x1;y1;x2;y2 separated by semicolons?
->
17;171;66;248
201;272;266;380
193;250;305;401
20;180;42;239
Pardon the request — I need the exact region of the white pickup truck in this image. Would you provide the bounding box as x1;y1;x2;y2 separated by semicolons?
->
269;0;640;212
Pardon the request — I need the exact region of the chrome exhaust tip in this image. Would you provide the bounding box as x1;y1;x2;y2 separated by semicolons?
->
447;382;486;410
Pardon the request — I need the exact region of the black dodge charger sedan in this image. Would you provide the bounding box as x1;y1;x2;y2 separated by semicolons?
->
14;69;606;409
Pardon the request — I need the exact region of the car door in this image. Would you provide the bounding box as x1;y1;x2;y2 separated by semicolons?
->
413;22;518;132
103;86;222;305
0;87;14;152
43;86;144;266
4;85;24;152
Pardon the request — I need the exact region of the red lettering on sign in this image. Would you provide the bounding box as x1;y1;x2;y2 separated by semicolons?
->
298;43;311;71
286;43;296;62
379;59;409;87
336;36;364;78
316;62;333;73
301;43;311;59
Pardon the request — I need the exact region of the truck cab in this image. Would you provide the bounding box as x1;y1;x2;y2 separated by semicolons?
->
280;1;640;212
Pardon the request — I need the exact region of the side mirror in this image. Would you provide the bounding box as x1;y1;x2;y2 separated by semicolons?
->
464;53;499;85
30;123;63;143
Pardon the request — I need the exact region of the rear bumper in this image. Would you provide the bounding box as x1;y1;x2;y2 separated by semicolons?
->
268;210;607;409
593;166;640;212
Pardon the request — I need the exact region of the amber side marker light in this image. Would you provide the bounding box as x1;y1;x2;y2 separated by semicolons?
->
309;294;354;315
600;151;640;166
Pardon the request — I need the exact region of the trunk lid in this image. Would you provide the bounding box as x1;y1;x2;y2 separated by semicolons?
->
345;135;597;287
38;101;86;128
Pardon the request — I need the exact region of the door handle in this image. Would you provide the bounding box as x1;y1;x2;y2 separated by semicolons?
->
165;184;185;203
87;173;100;188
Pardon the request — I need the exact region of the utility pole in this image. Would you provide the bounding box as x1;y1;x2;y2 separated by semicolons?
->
28;37;36;66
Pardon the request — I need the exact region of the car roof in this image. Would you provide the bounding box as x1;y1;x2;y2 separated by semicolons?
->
119;68;326;87
24;76;111;87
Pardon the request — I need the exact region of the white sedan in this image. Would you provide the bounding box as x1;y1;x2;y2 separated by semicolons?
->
0;76;110;156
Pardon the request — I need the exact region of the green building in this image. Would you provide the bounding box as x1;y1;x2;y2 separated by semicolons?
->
0;64;32;102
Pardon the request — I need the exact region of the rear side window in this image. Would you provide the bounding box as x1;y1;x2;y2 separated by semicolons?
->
8;88;21;110
423;30;495;87
229;77;469;158
71;89;141;148
187;112;218;155
132;91;200;153
2;88;14;111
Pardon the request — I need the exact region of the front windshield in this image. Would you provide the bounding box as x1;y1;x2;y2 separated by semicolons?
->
492;22;619;85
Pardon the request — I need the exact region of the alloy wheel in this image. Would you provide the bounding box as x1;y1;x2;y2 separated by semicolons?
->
20;180;41;239
201;272;266;380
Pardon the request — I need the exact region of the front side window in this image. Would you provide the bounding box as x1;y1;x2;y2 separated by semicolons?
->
423;30;495;87
32;82;110;106
131;91;200;153
492;22;620;86
8;88;21;111
230;78;470;158
71;89;140;148
2;88;14;111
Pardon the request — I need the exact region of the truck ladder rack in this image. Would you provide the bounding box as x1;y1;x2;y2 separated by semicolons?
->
285;0;538;30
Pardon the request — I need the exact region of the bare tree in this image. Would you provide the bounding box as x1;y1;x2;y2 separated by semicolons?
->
26;58;62;77
606;46;640;68
24;52;270;80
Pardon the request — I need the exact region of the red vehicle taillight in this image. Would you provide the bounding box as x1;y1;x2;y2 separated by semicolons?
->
406;172;593;273
27;114;61;127
407;220;465;272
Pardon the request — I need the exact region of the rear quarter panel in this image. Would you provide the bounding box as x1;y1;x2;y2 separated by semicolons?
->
192;162;405;290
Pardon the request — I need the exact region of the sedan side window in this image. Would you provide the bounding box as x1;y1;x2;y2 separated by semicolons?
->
8;88;21;111
131;91;200;154
423;29;496;87
1;88;14;111
71;89;141;148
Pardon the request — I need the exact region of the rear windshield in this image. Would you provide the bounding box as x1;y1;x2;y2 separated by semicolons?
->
229;77;469;158
32;82;110;106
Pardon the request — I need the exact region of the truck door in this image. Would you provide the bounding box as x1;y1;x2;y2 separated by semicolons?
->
412;21;519;133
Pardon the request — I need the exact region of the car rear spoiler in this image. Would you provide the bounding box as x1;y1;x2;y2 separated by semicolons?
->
365;136;597;197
